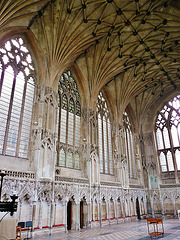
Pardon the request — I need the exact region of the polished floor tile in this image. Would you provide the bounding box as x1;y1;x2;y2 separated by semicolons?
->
32;219;180;240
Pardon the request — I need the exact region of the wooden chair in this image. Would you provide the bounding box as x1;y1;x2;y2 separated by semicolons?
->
16;226;21;240
147;218;164;237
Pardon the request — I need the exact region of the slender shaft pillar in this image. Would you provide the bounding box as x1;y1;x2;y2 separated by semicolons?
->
76;202;80;230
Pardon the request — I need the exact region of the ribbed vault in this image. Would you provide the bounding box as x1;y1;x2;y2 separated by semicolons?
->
0;0;179;116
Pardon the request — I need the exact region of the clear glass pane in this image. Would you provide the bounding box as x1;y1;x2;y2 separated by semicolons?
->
59;149;66;167
75;115;80;147
6;72;25;156
67;151;73;168
160;152;167;172
130;130;136;178
62;95;68;110
127;130;133;178
163;127;170;148
108;119;113;175
103;116;108;174
68;111;74;145
171;125;179;147
19;81;34;158
69;98;74;113
75;153;80;169
156;129;164;150
0;66;14;154
167;151;174;171
175;150;180;170
124;130;129;176
60;109;67;143
98;114;103;173
0;37;35;157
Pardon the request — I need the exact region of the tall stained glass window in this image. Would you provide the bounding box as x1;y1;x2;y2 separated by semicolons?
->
0;37;35;158
155;95;180;173
56;71;81;169
97;92;114;174
123;112;136;179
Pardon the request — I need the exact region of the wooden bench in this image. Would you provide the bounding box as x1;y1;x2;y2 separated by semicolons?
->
147;218;164;237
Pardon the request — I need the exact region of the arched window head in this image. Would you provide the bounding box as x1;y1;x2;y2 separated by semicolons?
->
0;37;35;158
155;95;180;175
56;70;81;169
97;92;114;175
123;112;136;179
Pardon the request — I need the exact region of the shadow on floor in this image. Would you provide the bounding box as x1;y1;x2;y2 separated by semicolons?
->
138;233;171;240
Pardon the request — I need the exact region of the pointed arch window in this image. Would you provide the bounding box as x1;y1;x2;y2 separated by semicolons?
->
0;37;35;158
123;112;136;179
155;95;180;174
97;92;114;174
56;70;81;169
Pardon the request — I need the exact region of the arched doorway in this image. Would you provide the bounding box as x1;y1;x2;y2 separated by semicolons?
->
136;197;141;220
67;201;72;230
80;201;84;229
80;197;88;228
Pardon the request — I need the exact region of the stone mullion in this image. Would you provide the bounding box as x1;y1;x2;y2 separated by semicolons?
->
32;203;36;232
76;200;80;230
64;200;68;232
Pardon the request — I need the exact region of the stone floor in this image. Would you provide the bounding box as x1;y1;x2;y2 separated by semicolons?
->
32;219;180;240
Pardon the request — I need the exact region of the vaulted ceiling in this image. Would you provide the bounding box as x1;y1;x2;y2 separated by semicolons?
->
0;0;180;121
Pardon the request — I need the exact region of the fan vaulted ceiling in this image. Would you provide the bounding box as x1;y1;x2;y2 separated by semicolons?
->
0;0;180;118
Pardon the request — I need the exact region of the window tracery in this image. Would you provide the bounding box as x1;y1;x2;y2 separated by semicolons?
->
155;95;180;174
97;92;114;174
56;70;81;169
0;37;35;158
123;112;136;179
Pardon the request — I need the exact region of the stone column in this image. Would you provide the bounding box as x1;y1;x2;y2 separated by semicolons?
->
76;200;80;230
87;201;92;228
32;203;36;231
49;202;54;235
63;200;68;232
107;201;110;224
150;196;155;218
129;198;132;220
38;202;42;228
114;200;118;223
144;195;148;215
99;200;102;227
92;201;94;221
121;199;125;221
